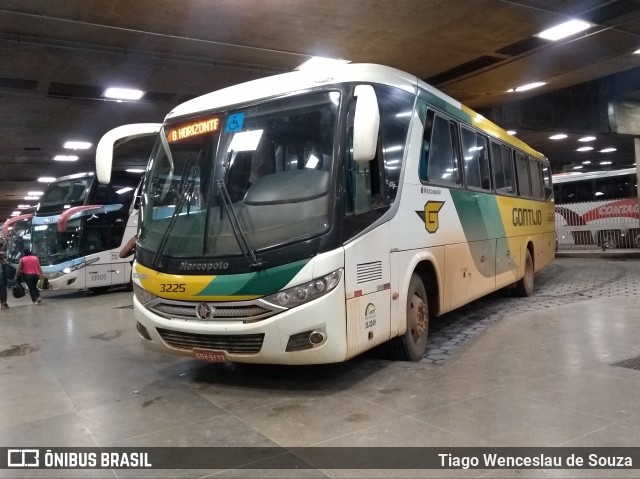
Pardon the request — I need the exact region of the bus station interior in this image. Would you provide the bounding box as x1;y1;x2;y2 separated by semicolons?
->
2;1;640;477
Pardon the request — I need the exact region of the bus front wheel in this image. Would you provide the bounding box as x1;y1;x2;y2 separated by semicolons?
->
514;248;534;297
393;274;429;361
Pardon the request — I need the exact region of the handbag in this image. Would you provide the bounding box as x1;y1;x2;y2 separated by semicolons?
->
37;277;49;290
12;282;26;299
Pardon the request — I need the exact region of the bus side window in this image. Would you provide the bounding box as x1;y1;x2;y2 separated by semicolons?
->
346;139;385;215
576;181;593;202
422;112;461;186
543;165;553;200
419;111;434;182
490;141;515;195
515;152;532;198
461;127;491;191
529;158;544;200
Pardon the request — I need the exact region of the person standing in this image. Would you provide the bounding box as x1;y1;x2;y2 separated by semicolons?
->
0;251;13;309
16;249;44;305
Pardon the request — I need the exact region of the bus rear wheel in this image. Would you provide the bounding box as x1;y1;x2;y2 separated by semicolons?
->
391;274;429;361
514;248;534;297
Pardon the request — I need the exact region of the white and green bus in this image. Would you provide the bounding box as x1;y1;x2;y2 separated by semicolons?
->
99;64;555;364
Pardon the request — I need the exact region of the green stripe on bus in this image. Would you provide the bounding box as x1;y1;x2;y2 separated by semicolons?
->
450;189;506;241
196;259;309;297
450;190;511;278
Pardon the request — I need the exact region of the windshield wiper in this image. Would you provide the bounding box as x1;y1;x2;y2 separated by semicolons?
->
216;179;264;269
152;161;197;269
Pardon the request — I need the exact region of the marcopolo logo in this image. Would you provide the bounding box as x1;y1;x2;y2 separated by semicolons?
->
179;261;229;272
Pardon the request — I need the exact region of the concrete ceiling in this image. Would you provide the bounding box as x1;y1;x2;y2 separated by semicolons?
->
2;0;640;221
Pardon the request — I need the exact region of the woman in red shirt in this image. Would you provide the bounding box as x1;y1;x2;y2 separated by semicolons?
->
16;249;44;304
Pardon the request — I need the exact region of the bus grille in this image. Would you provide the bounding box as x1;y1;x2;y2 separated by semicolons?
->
156;328;264;354
148;302;276;322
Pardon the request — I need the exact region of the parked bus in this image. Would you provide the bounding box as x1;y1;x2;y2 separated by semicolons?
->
554;168;639;249
34;124;160;291
1;214;33;264
98;63;555;364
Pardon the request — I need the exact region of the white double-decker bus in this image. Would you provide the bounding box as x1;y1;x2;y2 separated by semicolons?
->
554;168;639;249
98;64;555;364
34;124;160;291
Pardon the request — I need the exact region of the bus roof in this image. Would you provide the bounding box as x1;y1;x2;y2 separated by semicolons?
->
552;168;636;184
166;63;546;162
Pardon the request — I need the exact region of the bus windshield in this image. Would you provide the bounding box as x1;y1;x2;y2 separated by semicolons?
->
32;172;141;265
40;177;92;208
31;218;82;264
140;91;339;260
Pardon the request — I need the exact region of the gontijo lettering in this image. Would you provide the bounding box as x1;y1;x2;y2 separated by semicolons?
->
166;117;219;142
512;208;542;226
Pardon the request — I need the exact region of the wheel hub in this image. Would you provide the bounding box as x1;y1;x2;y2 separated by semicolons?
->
410;293;427;338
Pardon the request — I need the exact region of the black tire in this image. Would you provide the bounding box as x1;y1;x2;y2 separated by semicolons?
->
514;248;534;297
390;274;429;361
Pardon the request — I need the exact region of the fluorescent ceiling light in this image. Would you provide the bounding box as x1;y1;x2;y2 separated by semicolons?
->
11;211;20;216
295;56;350;71
600;161;612;165
537;20;591;41
54;155;79;162
578;136;596;142
549;134;567;140
37;177;56;183
506;130;517;135
599;148;617;153
576;146;593;152
573;166;583;169
508;82;547;92
633;49;640;54
582;161;591;165
116;187;134;195
27;191;43;196
103;87;145;100
24;196;40;200
126;168;145;173
63;141;92;150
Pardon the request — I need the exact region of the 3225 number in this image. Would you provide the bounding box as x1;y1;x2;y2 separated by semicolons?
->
160;283;186;293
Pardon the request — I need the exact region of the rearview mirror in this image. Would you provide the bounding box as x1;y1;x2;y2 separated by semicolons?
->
96;123;162;184
352;85;380;164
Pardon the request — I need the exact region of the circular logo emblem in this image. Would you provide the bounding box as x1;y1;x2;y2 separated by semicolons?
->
196;302;213;320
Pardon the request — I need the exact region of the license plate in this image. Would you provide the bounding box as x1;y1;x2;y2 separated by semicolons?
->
193;348;226;363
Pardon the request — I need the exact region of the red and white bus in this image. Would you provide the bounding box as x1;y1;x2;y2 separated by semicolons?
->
553;168;639;249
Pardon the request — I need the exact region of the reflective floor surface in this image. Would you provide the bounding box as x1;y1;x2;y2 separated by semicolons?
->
1;258;639;478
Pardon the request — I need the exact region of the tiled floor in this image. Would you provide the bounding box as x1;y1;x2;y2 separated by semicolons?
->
1;258;639;478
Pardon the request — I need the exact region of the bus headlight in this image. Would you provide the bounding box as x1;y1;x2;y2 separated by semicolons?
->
263;269;342;309
133;283;156;305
